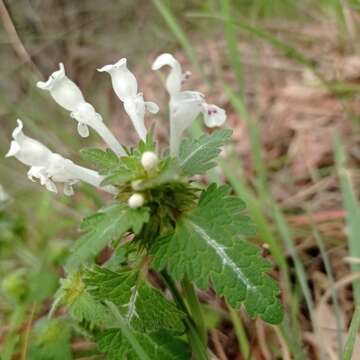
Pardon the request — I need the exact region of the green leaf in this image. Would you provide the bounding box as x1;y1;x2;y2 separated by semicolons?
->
101;167;134;186
96;329;190;360
66;204;150;270
151;184;283;324
69;290;112;327
179;129;232;176
80;148;120;174
102;157;145;186
84;266;185;333
52;272;112;327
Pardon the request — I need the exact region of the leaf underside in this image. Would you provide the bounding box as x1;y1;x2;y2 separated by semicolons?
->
151;184;283;324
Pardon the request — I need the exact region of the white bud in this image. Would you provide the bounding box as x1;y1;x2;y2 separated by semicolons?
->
128;193;144;208
141;151;159;171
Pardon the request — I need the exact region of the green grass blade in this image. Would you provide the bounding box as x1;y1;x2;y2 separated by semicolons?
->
223;84;268;194
271;204;325;360
220;0;244;94
343;305;360;360
335;137;360;303
229;308;252;360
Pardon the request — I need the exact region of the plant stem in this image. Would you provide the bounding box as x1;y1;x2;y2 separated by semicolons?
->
343;305;360;360
181;277;207;346
229;307;252;359
160;271;208;360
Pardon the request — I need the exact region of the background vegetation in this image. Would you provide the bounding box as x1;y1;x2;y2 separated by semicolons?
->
1;0;360;358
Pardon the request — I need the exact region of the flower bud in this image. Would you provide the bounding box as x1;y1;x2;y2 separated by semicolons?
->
141;151;159;171
128;193;144;208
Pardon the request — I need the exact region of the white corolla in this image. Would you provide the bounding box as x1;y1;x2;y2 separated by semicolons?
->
6;53;227;204
6;120;116;196
152;53;226;155
98;58;159;142
37;63;125;156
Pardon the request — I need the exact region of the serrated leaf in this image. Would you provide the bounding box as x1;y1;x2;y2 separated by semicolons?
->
179;129;232;176
102;157;145;186
69;290;112;327
66;204;150;270
80;148;120;174
52;272;112;328
84;266;185;333
96;329;190;360
151;184;283;324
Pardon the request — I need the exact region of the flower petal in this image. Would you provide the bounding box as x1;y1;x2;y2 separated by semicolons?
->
202;104;226;128
145;101;159;114
98;58;138;101
152;53;183;95
45;179;58;193
36;63;65;90
12;119;24;140
169;91;204;155
63;183;74;196
37;63;85;112
77;122;90;138
5;141;20;158
124;98;147;141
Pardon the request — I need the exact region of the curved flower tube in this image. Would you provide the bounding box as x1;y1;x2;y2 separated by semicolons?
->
152;53;226;155
98;58;159;141
37;63;125;157
5;120;116;196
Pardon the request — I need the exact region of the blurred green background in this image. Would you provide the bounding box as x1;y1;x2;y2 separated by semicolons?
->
1;0;360;359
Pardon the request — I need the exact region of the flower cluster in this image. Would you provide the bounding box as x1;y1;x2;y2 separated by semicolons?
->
6;54;226;199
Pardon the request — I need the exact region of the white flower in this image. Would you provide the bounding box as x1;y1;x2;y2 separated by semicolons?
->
98;58;159;141
128;193;145;208
37;63;125;157
152;53;226;155
141;151;159;171
5;120;116;196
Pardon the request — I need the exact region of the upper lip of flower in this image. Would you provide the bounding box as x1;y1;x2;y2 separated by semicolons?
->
151;53;179;71
37;63;65;90
97;58;127;73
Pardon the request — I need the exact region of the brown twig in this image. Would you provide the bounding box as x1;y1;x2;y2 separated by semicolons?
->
210;330;227;360
0;0;43;78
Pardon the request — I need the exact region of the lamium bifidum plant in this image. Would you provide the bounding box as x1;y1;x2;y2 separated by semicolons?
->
6;53;283;359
